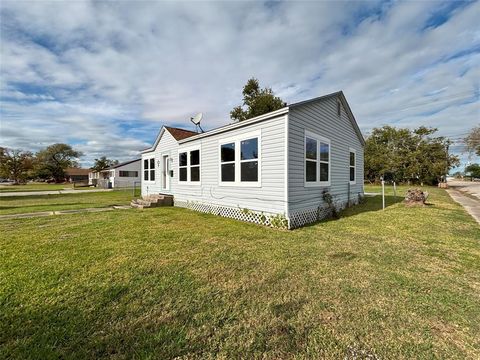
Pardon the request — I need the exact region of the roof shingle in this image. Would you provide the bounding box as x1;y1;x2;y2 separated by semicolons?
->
165;126;198;141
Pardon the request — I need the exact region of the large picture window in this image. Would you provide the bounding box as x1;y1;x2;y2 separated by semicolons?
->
349;149;356;184
178;148;201;183
219;132;261;186
144;158;155;181
304;131;330;186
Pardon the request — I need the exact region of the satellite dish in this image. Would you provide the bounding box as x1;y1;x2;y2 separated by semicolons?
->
190;113;204;133
191;112;203;125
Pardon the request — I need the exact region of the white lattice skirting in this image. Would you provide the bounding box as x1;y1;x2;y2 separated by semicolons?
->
174;200;283;228
175;194;362;229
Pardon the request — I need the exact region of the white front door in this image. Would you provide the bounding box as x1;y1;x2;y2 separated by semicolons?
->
162;155;170;191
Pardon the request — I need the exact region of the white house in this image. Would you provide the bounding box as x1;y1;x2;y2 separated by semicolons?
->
141;91;364;229
89;159;141;189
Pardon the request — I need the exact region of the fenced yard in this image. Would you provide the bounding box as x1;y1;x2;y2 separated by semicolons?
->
0;186;479;358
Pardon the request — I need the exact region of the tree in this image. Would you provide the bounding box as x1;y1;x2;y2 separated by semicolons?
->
364;126;459;185
464;126;480;156
91;156;119;172
35;143;83;182
0;147;34;183
230;78;285;122
465;163;480;179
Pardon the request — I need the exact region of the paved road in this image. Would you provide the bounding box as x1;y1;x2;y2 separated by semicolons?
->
447;180;480;224
0;189;113;197
447;180;480;200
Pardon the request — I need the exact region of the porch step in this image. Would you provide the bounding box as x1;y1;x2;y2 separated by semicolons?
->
131;194;173;209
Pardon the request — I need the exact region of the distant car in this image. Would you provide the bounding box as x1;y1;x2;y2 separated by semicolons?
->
473;178;480;182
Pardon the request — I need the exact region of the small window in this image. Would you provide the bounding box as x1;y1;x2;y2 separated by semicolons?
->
240;138;258;182
337;100;341;116
221;143;235;182
349;150;356;184
179;152;187;182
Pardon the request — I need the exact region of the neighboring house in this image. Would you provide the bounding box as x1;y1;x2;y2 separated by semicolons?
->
141;91;364;229
90;159;141;188
65;167;90;183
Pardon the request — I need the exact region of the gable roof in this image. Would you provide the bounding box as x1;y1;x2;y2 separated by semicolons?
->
106;158;141;170
143;91;364;151
289;91;365;146
142;126;198;153
179;91;364;146
164;126;198;141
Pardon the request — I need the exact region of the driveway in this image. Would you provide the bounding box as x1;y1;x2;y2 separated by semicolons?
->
447;180;480;224
0;189;113;197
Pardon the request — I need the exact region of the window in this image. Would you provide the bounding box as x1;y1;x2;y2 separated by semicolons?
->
221;142;235;182
337;100;341;117
119;171;138;177
178;148;201;183
349;149;356;184
240;138;258;182
305;137;317;182
144;158;155;181
304;131;330;186
219;132;261;186
179;152;187;182
190;150;200;182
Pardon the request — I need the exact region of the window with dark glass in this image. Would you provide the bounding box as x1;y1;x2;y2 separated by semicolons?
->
240;138;258;181
120;171;138;177
149;158;155;181
349;151;355;183
319;142;329;182
179;152;187;182
144;159;149;181
221;142;235;182
305;137;317;182
190;150;200;182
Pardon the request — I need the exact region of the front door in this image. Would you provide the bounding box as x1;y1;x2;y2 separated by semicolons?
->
162;155;170;191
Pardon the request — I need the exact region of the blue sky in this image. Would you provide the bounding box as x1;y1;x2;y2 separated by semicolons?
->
0;0;479;169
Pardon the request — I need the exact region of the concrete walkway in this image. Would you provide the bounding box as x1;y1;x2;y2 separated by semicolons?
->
0;205;132;220
447;189;480;224
0;189;113;197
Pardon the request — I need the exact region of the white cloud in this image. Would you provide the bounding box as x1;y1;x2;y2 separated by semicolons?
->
0;0;478;167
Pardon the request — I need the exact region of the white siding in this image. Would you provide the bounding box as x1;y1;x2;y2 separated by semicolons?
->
172;116;286;214
141;130;178;197
112;160;141;188
288;96;364;212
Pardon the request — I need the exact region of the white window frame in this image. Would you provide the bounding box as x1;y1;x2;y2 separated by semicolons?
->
143;157;156;183
177;146;201;185
304;130;331;187
349;148;356;185
218;130;262;187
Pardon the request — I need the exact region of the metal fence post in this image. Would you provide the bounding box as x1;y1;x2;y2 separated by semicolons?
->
382;179;385;210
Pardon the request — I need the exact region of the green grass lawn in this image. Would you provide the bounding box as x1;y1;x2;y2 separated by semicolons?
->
1;187;479;359
0;191;137;215
0;183;79;193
